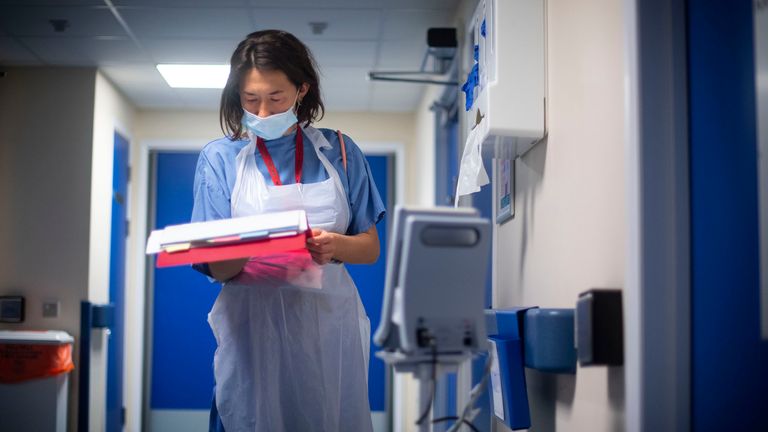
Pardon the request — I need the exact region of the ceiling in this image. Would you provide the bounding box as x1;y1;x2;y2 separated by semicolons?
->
0;0;461;112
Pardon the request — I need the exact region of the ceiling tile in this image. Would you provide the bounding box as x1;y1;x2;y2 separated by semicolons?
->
369;81;425;111
317;66;371;95
118;7;253;39
100;64;183;108
0;1;103;5
113;0;247;6
21;37;148;65
143;38;238;63
316;66;371;111
246;0;380;8
382;0;461;9
130;93;187;110
0;0;452;112
324;92;371;112
176;88;223;110
0;5;127;37
100;64;168;87
308;40;377;68
381;8;454;41
375;40;426;69
0;37;41;64
248;8;381;40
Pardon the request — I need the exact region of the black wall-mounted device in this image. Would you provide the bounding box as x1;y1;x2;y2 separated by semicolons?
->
576;289;623;366
0;296;25;323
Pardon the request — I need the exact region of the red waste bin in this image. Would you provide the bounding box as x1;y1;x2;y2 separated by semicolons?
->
0;330;74;432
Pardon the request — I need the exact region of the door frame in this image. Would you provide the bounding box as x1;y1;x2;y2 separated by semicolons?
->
125;138;405;432
126;139;203;432
624;0;691;430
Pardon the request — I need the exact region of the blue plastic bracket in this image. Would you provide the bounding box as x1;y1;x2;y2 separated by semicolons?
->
485;307;533;430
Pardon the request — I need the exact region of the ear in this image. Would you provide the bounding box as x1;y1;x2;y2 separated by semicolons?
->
298;83;310;100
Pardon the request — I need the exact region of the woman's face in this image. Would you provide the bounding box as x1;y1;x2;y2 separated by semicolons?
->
239;67;308;118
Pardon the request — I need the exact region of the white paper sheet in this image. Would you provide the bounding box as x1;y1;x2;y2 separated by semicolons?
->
489;339;505;420
146;210;307;254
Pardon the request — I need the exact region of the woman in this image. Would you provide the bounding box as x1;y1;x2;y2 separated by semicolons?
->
191;30;385;432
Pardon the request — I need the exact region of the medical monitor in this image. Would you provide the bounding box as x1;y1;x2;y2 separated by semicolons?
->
374;205;491;359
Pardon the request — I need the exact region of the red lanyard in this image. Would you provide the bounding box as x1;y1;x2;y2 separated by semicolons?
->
255;126;303;186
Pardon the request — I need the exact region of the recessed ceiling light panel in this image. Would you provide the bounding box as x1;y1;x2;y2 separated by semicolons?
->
156;64;230;89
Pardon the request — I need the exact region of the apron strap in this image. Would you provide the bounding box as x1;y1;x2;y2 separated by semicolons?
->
336;130;347;172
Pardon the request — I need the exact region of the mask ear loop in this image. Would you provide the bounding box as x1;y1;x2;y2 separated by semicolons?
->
294;88;303;125
294;87;303;108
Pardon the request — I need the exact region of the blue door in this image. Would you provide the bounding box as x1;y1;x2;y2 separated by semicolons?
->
688;0;768;429
346;154;392;421
107;131;129;431
149;152;219;429
149;150;392;429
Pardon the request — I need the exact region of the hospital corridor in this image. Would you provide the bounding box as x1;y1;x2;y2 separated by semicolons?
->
1;0;767;431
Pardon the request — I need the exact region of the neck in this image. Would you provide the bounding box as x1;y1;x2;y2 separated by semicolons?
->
283;123;299;137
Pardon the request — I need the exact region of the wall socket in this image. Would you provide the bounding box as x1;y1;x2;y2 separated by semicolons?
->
42;301;60;318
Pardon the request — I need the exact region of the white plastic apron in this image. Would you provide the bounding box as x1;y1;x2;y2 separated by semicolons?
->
208;126;372;432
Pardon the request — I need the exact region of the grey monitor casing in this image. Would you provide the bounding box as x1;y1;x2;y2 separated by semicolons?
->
374;206;490;357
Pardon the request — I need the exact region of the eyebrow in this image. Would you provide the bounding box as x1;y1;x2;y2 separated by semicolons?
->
243;90;285;97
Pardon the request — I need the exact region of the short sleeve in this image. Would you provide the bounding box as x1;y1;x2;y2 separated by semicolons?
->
191;151;231;223
342;135;386;235
190;151;231;277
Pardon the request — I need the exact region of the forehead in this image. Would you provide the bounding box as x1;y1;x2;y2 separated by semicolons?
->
240;68;294;93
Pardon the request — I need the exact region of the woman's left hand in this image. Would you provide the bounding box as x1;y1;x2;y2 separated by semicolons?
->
306;228;338;264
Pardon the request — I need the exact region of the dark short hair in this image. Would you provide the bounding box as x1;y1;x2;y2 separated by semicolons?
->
220;30;325;140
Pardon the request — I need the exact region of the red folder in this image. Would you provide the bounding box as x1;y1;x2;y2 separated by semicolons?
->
156;230;312;268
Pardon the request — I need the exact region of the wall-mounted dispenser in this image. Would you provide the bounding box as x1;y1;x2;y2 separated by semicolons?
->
456;0;546;201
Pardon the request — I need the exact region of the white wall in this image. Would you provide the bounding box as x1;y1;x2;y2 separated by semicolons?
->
0;66;136;432
492;0;627;430
0;66;96;432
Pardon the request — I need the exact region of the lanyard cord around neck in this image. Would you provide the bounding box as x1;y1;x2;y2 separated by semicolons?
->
255;126;303;186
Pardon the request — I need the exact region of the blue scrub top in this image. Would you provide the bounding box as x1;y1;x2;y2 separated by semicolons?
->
190;127;386;276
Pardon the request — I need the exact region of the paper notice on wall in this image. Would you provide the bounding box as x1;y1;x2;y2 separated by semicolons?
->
489;339;505;420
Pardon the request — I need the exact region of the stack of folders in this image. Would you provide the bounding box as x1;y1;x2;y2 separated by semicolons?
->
146;210;311;268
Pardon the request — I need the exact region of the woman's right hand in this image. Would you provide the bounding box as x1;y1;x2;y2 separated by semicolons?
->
209;258;249;282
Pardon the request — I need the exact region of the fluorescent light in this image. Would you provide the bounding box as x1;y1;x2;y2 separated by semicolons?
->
156;64;230;88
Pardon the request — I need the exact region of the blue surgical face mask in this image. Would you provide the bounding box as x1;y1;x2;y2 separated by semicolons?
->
241;90;300;140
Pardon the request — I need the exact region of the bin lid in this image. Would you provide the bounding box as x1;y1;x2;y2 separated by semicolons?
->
0;330;74;344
